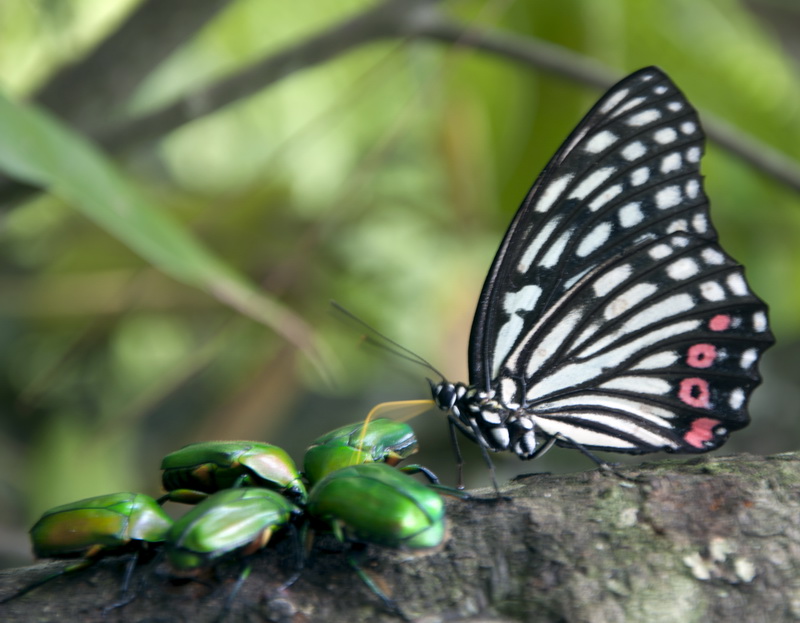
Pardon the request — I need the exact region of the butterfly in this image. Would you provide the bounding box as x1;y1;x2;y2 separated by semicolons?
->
428;67;774;468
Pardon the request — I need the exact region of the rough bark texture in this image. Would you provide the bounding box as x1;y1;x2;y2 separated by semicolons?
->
1;451;798;622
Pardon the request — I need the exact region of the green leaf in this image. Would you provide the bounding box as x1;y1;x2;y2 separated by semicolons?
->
0;89;322;370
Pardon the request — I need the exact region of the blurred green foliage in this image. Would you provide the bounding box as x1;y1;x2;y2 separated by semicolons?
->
0;0;797;568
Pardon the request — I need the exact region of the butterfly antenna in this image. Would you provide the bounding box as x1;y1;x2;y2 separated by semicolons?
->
330;301;446;380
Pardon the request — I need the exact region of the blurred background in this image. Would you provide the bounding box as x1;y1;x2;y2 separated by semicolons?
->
0;0;798;569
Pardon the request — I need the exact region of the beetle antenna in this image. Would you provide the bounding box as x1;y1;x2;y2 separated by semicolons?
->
330;301;446;380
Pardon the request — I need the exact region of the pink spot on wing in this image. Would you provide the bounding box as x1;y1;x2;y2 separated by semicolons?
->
686;343;716;369
683;417;721;448
679;377;710;408
709;314;731;331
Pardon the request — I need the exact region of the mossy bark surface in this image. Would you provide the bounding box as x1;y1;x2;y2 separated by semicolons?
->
2;452;798;622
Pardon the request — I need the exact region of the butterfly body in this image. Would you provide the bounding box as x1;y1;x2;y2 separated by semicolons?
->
431;67;773;463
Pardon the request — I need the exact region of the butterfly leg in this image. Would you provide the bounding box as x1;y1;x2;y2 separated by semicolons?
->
447;419;466;489
552;434;643;481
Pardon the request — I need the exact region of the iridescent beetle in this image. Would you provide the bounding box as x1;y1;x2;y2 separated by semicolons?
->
2;492;172;605
164;487;301;620
160;441;306;504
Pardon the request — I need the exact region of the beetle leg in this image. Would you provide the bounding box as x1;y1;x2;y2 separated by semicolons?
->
159;489;210;505
213;562;252;623
276;523;304;591
346;554;410;622
398;463;440;484
0;559;93;604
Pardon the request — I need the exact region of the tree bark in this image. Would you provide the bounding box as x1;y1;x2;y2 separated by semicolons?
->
1;451;797;622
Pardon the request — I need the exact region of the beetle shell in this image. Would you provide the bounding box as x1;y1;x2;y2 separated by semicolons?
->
307;463;445;549
30;492;173;558
304;419;418;485
161;441;307;503
165;487;298;574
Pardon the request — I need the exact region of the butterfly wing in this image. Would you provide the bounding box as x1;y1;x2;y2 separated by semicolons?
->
468;67;773;454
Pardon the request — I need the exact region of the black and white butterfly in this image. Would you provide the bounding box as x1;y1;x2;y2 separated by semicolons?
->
429;67;773;467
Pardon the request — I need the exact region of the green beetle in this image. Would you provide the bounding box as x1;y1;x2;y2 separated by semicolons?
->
160;441;307;504
2;492;172;604
166;487;300;574
304;418;438;485
306;462;446;617
307;462;445;549
165;487;300;620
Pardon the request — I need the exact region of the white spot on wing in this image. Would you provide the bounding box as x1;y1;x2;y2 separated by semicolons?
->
631;167;650;186
619;202;644;228
653;85;668;95
493;317;523;375
740;348;757;369
649;244;673;260
538;394;675;425
661;153;682;174
701;248;725;265
626;109;662;127
633;351;679;370
726;273;748;296
530;421;636;450
593;264;633;297
600;376;671;395
589;184;623;211
568;167;617;200
492;285;543;374
667;258;699;280
667;101;683;112
576;222;612;257
535;174;574;213
522;311;583;377
612;97;647;118
729;388;745;410
504;285;543;314
604;282;658;320
539;228;574;268
700;281;725;302
599;88;629;114
584;130;618;153
753;311;768;332
499;378;518;404
686;180;700;200
686;146;701;163
654;128;678;144
621;141;647;161
666;219;688;233
681;121;697;134
518;217;561;272
656;186;682;209
691;212;707;233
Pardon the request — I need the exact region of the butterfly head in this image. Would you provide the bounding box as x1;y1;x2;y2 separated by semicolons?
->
428;379;468;415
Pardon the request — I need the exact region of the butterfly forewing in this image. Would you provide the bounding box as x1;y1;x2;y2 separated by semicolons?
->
458;67;772;458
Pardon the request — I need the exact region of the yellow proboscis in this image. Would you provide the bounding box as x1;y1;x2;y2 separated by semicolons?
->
353;399;434;464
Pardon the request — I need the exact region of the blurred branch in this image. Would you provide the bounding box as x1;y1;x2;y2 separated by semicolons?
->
415;15;800;192
34;0;231;136
4;0;796;208
0;0;230;206
98;0;800;194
